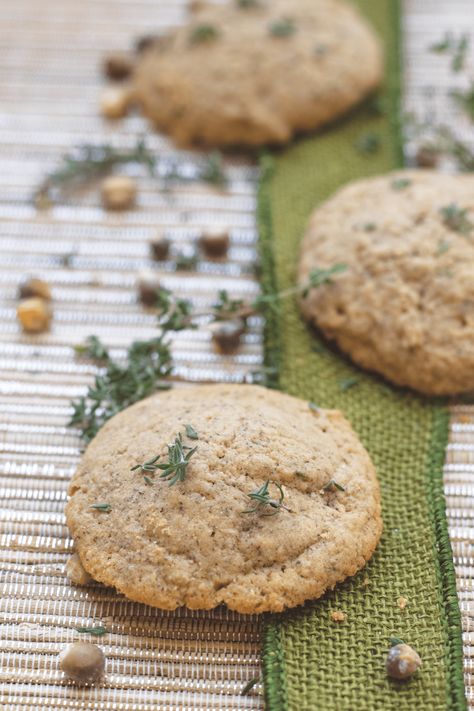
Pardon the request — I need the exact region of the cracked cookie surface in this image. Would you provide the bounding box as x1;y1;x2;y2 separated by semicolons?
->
298;170;474;395
66;384;381;613
133;0;382;148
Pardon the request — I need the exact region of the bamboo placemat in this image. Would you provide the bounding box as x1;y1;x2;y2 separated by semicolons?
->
0;0;473;709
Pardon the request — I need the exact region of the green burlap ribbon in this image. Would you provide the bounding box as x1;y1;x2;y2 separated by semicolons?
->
258;1;466;709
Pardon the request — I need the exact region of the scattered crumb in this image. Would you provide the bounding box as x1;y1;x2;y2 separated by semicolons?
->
363;575;370;587
66;553;92;586
330;611;346;623
398;596;408;610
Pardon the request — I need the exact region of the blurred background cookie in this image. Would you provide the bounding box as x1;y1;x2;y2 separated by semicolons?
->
133;0;382;148
298;170;474;395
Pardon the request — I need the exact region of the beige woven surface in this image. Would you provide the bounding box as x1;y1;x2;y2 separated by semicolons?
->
1;0;473;709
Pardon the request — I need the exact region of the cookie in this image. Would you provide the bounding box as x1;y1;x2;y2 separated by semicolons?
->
133;0;382;148
66;384;381;613
298;170;474;395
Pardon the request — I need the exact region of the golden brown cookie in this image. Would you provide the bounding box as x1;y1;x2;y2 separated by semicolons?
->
298;170;474;395
133;0;382;148
66;384;382;613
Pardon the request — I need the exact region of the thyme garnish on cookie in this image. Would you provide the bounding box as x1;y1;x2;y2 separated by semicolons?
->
242;480;289;515
439;203;473;236
190;23;219;44
269;18;296;38
131;428;198;486
155;432;198;486
89;503;112;512
322;479;346;492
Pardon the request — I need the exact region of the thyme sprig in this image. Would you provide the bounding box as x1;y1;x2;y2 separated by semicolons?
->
130;425;199;485
430;32;469;72
155;432;198;486
34;139;155;208
242;480;289;516
162;151;227;189
70;292;192;442
70;265;346;442
253;263;347;312
450;83;474;122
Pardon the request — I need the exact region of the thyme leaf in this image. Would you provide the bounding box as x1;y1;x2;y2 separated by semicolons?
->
185;424;199;440
436;239;451;256
339;377;359;392
242;480;288;516
391;178;411;191
354;132;381;154
199;151;227;187
269;18;296;37
75;625;108;636
190;24;219;44
131;454;161;473
450;83;474;122
241;676;261;695
390;636;405;647
89;503;111;512
430;32;469;72
440;203;473;236
323;479;346;492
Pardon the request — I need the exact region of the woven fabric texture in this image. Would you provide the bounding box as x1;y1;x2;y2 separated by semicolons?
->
259;0;466;709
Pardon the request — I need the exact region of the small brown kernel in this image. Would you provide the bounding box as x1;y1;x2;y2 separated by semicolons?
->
135;34;161;54
330;611;346;623
199;227;230;258
59;642;105;684
398;596;408;610
415;145;439;169
190;0;207;11
103;52;134;81
100;86;131;120
101;175;137;211
386;643;422;680
66;553;92;586
150;235;171;261
137;270;161;306
17;298;52;333
18;278;51;302
210;319;245;353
